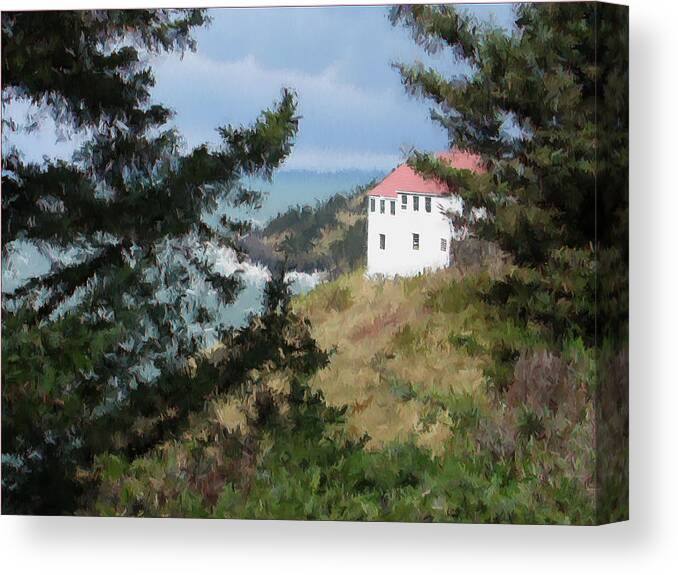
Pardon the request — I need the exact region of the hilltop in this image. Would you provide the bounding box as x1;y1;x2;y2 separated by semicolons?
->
242;183;372;276
91;255;600;523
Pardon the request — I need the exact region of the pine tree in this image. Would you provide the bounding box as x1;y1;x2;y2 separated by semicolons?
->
392;2;627;350
392;2;628;522
1;10;299;513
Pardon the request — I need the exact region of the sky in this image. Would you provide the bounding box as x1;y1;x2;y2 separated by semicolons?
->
3;4;515;172
2;3;516;294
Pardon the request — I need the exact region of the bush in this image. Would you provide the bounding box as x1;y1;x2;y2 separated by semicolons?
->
324;285;354;313
508;349;587;423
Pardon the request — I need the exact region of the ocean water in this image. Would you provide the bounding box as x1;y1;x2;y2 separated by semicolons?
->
263;170;383;218
2;169;382;326
233;169;383;225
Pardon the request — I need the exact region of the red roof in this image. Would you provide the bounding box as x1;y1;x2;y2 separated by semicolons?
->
368;150;484;198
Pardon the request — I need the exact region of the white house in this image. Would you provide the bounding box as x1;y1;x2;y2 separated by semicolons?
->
366;150;483;278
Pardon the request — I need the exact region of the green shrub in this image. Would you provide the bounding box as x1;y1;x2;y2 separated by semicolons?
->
324;285;354;313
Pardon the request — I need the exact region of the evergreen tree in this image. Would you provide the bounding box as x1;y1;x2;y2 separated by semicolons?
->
391;2;628;357
392;3;628;521
2;10;299;513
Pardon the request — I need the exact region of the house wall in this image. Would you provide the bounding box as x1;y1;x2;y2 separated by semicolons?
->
366;192;461;277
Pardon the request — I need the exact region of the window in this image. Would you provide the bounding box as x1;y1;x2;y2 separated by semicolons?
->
379;234;386;250
401;194;407;209
412;233;420;251
370;198;375;212
425;197;432;213
413;195;419;211
380;199;385;214
440;238;447;252
390;201;396;215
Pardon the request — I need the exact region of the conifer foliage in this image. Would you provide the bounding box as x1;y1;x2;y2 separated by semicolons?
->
391;2;628;350
392;3;628;520
1;10;299;514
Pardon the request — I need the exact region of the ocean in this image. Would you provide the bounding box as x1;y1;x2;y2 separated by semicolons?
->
2;169;383;327
248;169;383;223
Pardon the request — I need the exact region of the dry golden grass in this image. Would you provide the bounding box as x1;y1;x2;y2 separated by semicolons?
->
293;267;493;453
212;398;249;434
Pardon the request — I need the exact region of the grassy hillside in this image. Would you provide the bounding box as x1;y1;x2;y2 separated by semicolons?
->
91;256;604;524
242;184;370;275
294;267;490;453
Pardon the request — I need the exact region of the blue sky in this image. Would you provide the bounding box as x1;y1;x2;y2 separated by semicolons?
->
4;4;515;172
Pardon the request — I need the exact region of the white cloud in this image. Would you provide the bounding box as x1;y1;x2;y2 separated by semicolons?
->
153;51;445;171
159;51;398;117
3;46;447;171
281;147;400;172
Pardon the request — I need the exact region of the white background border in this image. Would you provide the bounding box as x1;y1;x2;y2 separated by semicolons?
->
1;0;676;572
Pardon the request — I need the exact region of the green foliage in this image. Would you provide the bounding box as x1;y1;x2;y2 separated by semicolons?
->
263;191;353;238
2;9;299;514
223;262;330;381
2;4;628;524
92;265;601;524
94;376;596;524
392;2;628;344
2;10;207;131
386;377;417;403
323;285;353;313
2;310;125;513
391;324;424;357
448;333;483;357
244;184;371;275
516;407;545;442
328;216;367;271
393;4;628;519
